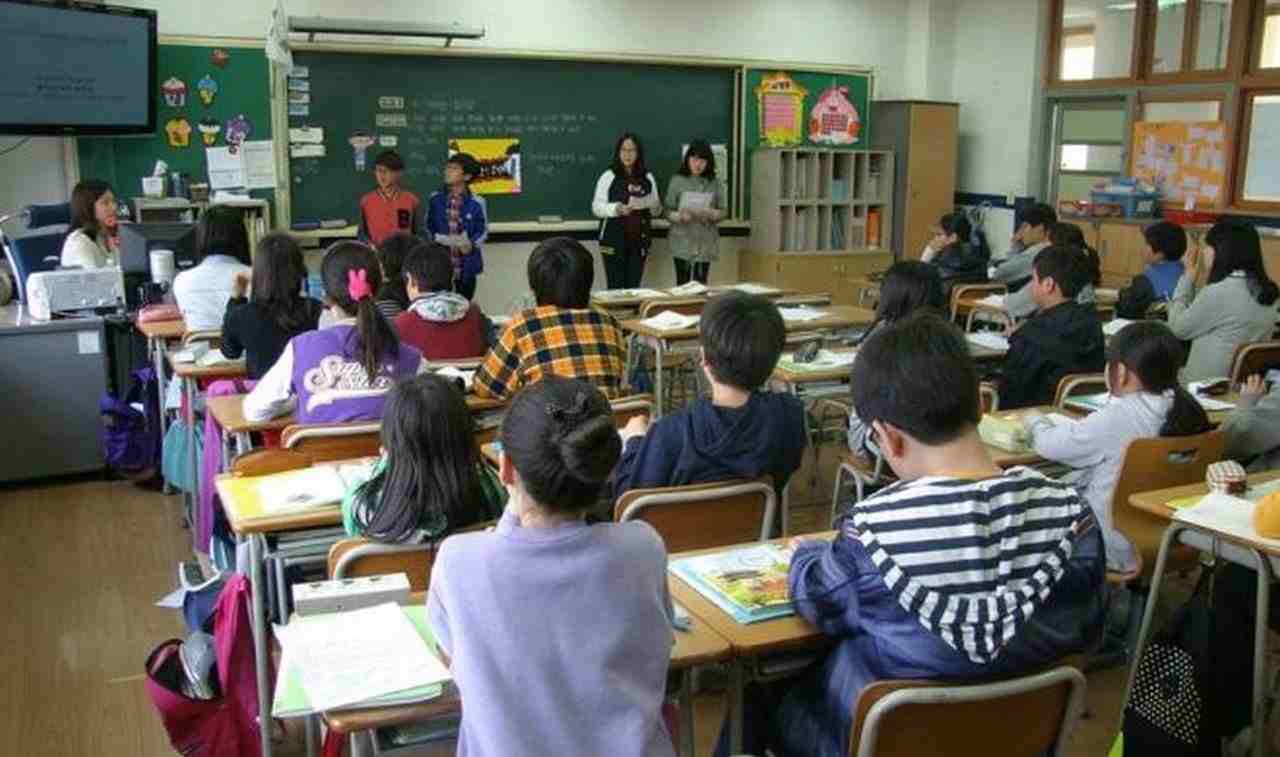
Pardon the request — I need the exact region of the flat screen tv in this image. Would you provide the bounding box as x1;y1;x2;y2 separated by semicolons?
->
0;1;157;135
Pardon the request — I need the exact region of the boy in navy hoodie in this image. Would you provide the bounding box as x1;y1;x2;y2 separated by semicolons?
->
612;291;807;506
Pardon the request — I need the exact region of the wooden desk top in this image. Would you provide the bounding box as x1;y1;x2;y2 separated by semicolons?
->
771;340;1005;386
167;350;248;379
1128;471;1280;521
623;305;876;340
215;471;344;535
592;284;797;310
136;318;186;339
666;533;835;657
206;395;293;434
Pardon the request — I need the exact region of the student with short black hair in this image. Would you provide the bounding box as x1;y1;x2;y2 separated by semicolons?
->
394;242;489;360
221;232;323;379
1004;222;1101;319
1168;220;1279;382
735;312;1104;757
473;237;626;400
427;376;676;756
372;232;417;319
342;373;505;543
426;151;488;301
998;244;1106;408
920;210;988;294
243;241;425;423
359;149;423;247
1116;220;1186;318
613;291;806;500
172;204;253;331
1027;321;1210;572
990;202;1056;292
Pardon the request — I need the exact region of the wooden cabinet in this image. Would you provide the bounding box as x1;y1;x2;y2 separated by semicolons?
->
739;251;894;305
872;101;959;260
1097;222;1146;288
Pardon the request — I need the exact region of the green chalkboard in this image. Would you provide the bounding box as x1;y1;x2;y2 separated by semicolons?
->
76;42;273;207
287;51;736;225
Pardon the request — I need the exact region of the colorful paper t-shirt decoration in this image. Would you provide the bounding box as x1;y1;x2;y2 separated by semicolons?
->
348;132;377;170
198;117;222;146
809;83;861;145
162;77;188;108
165;118;193;148
755;72;807;147
224;114;252;154
197;74;219;106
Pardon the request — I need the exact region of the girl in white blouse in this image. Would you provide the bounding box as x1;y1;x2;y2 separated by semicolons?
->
591;133;662;290
1026;321;1210;573
60;180;119;268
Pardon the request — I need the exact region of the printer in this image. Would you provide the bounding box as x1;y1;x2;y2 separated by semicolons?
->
24;269;124;320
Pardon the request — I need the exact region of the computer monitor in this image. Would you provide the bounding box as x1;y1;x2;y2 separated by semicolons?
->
117;222;197;275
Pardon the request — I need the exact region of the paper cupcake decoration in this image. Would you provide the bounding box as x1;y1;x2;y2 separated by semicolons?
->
755;72;807;147
161;77;188;107
224;114;252;153
198;117;222;146
196;74;219;106
809;83;861;145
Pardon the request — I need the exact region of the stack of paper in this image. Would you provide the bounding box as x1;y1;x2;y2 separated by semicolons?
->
978;414;1031;453
966;332;1010;352
272;604;449;717
778;306;827;322
594;288;666;300
731;283;780;295
667;281;709;296
641;311;701;331
1103;318;1135;337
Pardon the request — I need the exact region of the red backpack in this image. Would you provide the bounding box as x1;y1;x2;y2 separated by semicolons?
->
145;574;266;757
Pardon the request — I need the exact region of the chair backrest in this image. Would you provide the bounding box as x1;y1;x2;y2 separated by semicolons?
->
1111;429;1226;575
328;538;441;593
614;477;775;553
848;667;1086;757
949;283;1006;321
282;422;382;462
3;231;66;303
1052;373;1106;409
610;394;654;428
639;297;706;319
182;329;222;348
1230;340;1280;384
229;447;313;477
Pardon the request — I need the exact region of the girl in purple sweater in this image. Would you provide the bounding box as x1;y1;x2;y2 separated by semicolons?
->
427;376;676;757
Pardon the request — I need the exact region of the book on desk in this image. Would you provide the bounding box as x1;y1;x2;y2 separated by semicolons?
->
669;544;796;624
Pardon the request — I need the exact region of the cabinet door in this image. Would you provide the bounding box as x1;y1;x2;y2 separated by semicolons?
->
1098;224;1143;288
904;104;958;260
777;256;837;295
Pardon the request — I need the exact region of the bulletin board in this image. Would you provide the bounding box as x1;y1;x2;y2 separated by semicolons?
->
1131;120;1227;209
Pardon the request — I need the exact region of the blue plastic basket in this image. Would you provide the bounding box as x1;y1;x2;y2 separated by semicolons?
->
1090;190;1160;218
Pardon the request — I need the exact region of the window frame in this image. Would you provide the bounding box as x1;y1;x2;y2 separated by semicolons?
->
1231;87;1280;210
1048;0;1144;87
1047;96;1134;206
1247;0;1280;79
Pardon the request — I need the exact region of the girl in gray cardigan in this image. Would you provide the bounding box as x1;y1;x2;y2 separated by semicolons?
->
664;139;725;285
1168;221;1278;382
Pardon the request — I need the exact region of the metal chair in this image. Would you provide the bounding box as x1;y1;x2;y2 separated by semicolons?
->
949;282;1006;324
1229;340;1280;385
1052;373;1107;410
615;477;776;553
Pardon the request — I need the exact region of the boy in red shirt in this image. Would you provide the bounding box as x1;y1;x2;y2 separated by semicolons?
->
395;242;490;360
358;150;422;246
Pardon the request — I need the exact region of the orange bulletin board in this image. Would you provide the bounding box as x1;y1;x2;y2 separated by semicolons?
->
1131;120;1227;209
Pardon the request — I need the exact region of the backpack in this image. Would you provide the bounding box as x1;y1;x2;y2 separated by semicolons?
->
100;366;161;479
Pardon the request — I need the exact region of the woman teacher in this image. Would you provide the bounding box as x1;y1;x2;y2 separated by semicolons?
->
61;179;120;268
592;133;661;289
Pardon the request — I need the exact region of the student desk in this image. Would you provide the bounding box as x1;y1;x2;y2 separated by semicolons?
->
769;341;1008;402
622;306;877;419
136;318;186;444
591;284;798;315
321;586;734;757
169;352;248;525
1064;390;1241;427
981;406;1082;469
1123;470;1280;757
667;531;836;754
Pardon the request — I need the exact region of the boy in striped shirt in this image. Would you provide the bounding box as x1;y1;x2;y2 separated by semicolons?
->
726;312;1105;757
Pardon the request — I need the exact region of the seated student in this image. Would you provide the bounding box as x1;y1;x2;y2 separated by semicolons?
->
373;232;416;320
1004;221;1098;320
427;376;675;757
394;242;489;360
474;236;626;400
243;241;425;423
342;374;505;542
358;149;422;247
735;312;1104;757
999;244;1106;409
1168;220;1279;382
989;202;1056;309
848;261;946;458
1116;220;1186;319
1223;373;1280;471
613;291;806;499
172;205;253;331
1027;321;1210;573
221;232;323;380
920;210;988;295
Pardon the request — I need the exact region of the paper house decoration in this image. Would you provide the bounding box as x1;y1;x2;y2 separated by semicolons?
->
809;83;861;145
755;72;807;147
161;77;187;108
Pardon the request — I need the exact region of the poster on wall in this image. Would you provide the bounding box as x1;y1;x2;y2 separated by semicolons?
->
744;69;872;150
1131;120;1226;208
448;137;521;195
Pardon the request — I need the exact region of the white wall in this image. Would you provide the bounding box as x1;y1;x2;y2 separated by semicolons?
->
0;138;68;237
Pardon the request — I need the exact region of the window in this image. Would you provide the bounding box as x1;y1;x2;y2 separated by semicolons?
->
1239;92;1280;203
1261;1;1280;68
1152;1;1189;74
1051;101;1129;203
1057;1;1138;81
1195;0;1233;70
1141;98;1222;120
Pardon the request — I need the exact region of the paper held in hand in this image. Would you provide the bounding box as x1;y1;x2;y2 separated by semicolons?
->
678;191;713;211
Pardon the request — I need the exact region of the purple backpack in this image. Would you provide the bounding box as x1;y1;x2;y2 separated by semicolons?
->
100;366;161;478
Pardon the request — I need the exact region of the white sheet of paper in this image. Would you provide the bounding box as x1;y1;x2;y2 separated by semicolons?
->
290;144;326;159
289;126;324;144
242;140;277;190
731;283;780;295
678;191;713;211
977;294;1006;308
641;311;701;331
966;332;1010;351
667;281;709;296
276;603;451;712
206;146;246;190
594;288;666;300
258;466;349;514
778;306;827;322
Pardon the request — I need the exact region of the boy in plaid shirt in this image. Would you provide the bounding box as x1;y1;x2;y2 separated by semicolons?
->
474;237;625;400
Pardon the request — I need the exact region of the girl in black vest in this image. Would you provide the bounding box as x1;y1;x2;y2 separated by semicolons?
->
592;133;662;289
